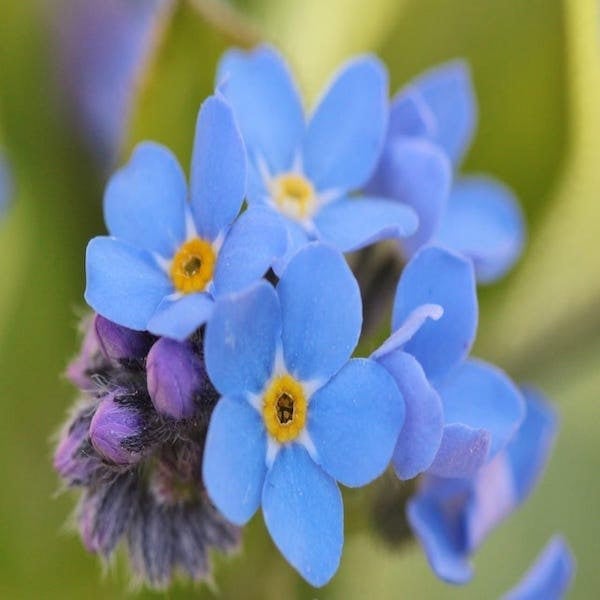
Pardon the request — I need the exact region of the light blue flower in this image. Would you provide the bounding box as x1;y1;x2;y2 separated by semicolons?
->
366;61;525;283
502;536;575;600
85;95;286;341
216;45;418;266
54;0;170;165
0;150;12;218
202;243;404;586
373;245;525;480
407;387;558;584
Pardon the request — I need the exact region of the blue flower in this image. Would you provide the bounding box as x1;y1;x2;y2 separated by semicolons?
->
502;536;575;600
54;0;168;165
85;94;286;341
0;150;12;218
373;245;525;480
407;387;558;584
216;45;418;265
366;61;525;283
201;243;404;586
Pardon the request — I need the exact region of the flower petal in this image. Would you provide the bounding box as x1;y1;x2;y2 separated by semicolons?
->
501;536;575;600
375;351;443;479
436;175;525;283
278;243;361;381
438;359;525;460
309;358;404;487
104;142;187;257
314;196;418;253
372;304;443;361
217;45;304;175
146;293;214;341
262;444;343;587
190;95;246;241
303;56;388;192
213;206;287;296
392;246;477;383
427;423;491;478
203;395;267;525
365;139;451;256
271;219;311;276
412;60;477;166
388;87;437;138
205;281;280;396
407;480;474;584
85;236;170;330
507;386;558;502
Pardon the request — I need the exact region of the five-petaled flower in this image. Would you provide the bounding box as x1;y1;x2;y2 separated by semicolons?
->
85;94;286;341
216;45;418;266
202;243;405;586
366;61;525;283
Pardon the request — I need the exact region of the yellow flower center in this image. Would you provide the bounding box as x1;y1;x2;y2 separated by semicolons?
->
262;374;307;443
272;173;317;221
170;237;216;293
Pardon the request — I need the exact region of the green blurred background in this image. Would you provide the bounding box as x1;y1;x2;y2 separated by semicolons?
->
0;0;598;597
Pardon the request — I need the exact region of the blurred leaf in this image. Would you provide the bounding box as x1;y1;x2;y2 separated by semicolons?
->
124;0;259;167
476;0;600;376
245;0;407;101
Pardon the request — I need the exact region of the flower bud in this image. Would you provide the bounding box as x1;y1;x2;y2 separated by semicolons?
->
94;314;154;361
146;338;205;419
89;392;146;465
54;409;99;485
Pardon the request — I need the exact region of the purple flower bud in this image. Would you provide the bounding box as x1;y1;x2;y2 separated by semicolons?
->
66;317;101;388
89;392;146;465
54;410;100;485
146;338;206;420
95;314;154;361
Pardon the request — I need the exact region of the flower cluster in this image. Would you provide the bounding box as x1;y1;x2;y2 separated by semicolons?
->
55;46;573;594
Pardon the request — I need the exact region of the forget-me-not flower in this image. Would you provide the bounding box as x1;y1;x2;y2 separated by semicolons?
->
85;94;286;341
202;243;405;586
407;387;558;583
502;536;575;600
372;245;524;481
366;61;525;283
216;45;418;265
54;0;170;165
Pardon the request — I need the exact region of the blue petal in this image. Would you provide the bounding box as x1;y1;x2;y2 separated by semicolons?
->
314;196;418;253
375;351;443;479
436;176;525;283
103;142;187;257
438;359;525;460
190;95;247;241
278;243;361;382
365;139;451;256
203;394;267;525
303;56;388;192
463;454;518;550
372;304;444;361
308;358;404;487
217;46;304;176
393;246;477;383
412;61;477;166
146;293;214;341
427;423;491;478
502;536;575;600
507;386;558;502
85;236;170;330
213;206;287;296
407;481;474;584
387;87;437;137
262;444;343;587
271;219;311;276
205;281;280;396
